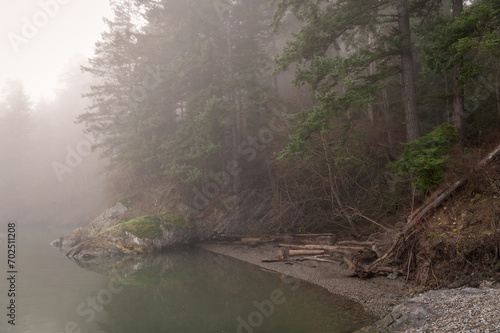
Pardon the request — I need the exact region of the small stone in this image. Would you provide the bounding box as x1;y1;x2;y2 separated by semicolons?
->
387;273;398;280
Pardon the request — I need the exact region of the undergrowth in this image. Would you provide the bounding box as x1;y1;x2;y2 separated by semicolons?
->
405;162;500;287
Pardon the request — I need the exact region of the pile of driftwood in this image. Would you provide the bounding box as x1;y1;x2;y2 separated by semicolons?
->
215;233;399;278
270;239;400;278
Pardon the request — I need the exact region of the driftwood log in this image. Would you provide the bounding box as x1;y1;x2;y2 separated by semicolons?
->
282;249;325;258
278;243;366;252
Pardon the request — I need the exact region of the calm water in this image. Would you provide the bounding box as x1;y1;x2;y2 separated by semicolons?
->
0;225;376;333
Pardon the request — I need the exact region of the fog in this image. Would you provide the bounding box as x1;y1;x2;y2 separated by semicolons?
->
0;1;300;230
0;57;108;227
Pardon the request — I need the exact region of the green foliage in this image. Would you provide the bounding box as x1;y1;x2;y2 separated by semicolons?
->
389;123;458;192
272;0;424;159
120;212;188;239
421;2;500;88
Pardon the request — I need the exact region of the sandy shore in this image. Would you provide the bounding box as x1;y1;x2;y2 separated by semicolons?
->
197;242;414;319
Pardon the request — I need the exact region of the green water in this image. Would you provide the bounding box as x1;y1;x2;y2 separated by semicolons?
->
0;225;376;333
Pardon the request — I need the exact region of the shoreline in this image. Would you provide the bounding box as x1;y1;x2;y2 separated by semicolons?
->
196;242;500;332
196;242;413;319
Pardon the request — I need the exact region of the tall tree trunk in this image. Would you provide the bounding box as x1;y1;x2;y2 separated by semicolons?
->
272;34;279;95
226;16;241;193
444;71;451;123
452;0;465;148
496;65;500;122
397;0;420;142
382;88;397;159
367;32;375;122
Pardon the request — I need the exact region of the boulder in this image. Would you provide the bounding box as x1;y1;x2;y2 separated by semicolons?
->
60;227;85;249
53;188;275;263
103;202;128;220
52;202;193;263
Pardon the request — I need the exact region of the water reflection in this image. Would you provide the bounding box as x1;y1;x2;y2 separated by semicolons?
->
0;226;375;333
81;249;375;333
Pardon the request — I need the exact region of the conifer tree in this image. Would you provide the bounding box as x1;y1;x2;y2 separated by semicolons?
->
420;0;500;146
272;0;423;155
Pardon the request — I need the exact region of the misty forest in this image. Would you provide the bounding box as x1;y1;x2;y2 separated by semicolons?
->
2;0;500;316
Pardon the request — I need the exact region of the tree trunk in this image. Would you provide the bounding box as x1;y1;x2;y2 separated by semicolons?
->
272;34;279;95
452;67;465;148
452;0;465;148
367;32;375;122
397;0;420;142
226;17;241;193
496;66;500;122
382;88;396;159
444;71;451;123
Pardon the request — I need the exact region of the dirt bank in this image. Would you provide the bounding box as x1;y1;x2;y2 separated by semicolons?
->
197;242;414;318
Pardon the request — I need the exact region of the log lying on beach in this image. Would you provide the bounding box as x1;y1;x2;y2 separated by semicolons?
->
278;243;366;252
283;249;325;257
216;233;338;246
336;240;375;247
262;254;339;265
343;256;402;278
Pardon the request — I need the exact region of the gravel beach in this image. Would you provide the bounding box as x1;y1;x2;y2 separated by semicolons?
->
197;242;500;332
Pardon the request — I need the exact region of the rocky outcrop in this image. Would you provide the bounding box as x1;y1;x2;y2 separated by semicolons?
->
53;188;275;263
355;295;434;332
52;202;193;263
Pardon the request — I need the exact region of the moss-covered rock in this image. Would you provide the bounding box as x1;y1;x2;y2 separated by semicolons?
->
54;203;193;263
119;213;188;239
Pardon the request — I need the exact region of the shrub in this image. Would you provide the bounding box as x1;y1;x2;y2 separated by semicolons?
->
389;123;457;192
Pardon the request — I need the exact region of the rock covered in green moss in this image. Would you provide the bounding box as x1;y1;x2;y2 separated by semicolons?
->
53;202;193;263
119;213;187;239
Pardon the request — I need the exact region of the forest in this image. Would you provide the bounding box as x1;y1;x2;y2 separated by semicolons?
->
1;0;500;284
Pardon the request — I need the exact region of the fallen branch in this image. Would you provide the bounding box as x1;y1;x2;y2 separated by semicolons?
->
292;233;336;237
349;209;396;232
405;142;500;234
278;243;366;252
336;240;375;246
262;255;332;264
343;256;374;279
344;257;402;278
306;257;343;263
403;177;467;235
